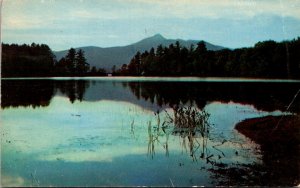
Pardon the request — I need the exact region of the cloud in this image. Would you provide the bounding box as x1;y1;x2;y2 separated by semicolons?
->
2;0;300;50
4;0;300;25
3;1;300;31
118;0;300;19
3;16;46;30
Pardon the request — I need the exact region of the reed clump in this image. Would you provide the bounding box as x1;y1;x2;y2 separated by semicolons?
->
164;106;210;137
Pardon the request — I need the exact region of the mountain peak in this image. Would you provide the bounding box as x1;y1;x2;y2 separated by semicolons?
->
152;33;165;39
134;33;166;45
54;35;225;71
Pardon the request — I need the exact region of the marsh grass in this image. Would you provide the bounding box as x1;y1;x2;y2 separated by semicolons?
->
165;106;210;137
31;169;40;186
148;105;212;162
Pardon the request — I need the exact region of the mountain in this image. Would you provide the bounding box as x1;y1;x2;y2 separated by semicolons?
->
53;34;225;71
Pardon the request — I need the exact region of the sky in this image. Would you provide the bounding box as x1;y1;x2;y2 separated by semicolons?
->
2;0;300;51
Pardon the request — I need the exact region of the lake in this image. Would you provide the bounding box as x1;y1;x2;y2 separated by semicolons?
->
1;77;300;186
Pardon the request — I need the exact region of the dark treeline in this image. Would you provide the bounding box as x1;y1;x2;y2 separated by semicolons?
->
2;38;300;78
119;38;300;79
54;48;89;76
1;44;107;77
54;48;106;76
2;43;55;77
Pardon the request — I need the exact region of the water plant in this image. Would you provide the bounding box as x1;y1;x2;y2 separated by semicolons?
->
165;105;210;137
148;105;212;162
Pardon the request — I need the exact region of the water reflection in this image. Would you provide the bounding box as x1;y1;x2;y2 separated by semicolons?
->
1;78;299;186
2;79;300;113
55;80;90;103
1;79;90;108
1;80;54;108
127;81;300;112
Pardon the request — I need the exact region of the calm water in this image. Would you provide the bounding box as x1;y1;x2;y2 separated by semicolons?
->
1;77;299;186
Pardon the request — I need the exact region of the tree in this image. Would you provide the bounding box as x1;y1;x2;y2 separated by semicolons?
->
194;41;208;76
91;66;97;73
112;65;116;74
75;49;89;75
195;41;207;55
1;43;55;77
120;64;128;75
98;68;107;76
55;57;68;75
127;52;141;75
65;48;76;74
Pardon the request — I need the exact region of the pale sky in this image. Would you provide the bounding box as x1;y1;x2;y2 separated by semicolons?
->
2;0;300;51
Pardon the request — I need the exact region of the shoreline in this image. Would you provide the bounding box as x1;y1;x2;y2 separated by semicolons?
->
232;115;300;186
2;76;300;83
235;115;300;145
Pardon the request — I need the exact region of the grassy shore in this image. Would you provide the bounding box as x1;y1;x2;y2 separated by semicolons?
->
232;115;300;186
235;115;300;144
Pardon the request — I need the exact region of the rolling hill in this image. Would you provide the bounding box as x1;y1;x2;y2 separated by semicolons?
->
53;34;225;71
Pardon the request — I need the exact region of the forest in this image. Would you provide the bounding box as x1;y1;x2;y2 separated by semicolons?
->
2;43;55;77
1;44;106;77
1;38;300;79
118;38;300;79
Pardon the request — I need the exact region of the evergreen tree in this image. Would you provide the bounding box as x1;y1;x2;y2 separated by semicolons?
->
65;48;76;74
75;49;89;75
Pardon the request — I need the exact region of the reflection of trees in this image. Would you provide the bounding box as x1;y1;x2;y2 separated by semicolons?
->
128;82;206;108
127;81;300;113
1;80;90;108
1;80;55;108
55;80;90;103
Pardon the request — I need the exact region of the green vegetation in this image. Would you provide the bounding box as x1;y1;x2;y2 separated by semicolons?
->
1;44;106;77
2;43;55;77
147;106;211;161
54;48;90;76
2;37;300;78
119;38;300;79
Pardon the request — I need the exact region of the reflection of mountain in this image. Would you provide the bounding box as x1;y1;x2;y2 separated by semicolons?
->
82;81;164;111
2;79;300;113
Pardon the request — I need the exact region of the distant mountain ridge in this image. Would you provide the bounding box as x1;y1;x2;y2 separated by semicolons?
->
53;34;225;71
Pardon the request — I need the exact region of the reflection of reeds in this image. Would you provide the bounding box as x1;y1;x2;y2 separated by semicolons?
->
147;121;155;158
166;106;210;137
148;105;213;162
148;110;171;158
165;106;211;161
31;169;40;186
130;119;135;138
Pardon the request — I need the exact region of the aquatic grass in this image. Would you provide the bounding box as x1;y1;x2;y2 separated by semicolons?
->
31;169;40;186
147;105;214;162
147;121;155;158
164;106;213;162
147;110;172;158
130;119;135;138
165;106;210;138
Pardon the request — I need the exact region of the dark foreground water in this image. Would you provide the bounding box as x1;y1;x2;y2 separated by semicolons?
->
1;77;299;186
